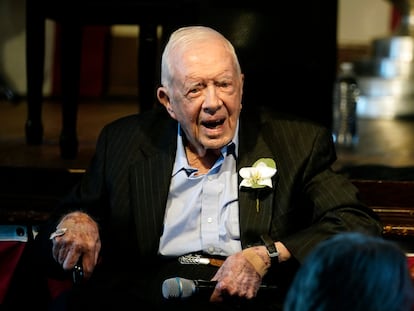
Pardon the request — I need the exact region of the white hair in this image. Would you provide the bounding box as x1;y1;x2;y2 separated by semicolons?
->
160;25;241;89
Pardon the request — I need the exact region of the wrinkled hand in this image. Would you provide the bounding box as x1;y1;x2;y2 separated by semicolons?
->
51;211;101;280
210;246;270;302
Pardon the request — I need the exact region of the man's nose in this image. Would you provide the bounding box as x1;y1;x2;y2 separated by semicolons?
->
203;86;222;111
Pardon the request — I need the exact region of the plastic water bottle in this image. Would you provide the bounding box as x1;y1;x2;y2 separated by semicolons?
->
332;62;359;148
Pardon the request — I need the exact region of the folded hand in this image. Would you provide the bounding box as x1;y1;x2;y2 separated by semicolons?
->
209;246;270;302
51;211;101;280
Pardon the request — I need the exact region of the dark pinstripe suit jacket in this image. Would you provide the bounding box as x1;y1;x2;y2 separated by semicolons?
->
54;105;382;267
34;105;383;309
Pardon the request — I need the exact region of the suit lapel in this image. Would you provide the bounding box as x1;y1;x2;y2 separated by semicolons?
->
129;124;176;257
237;111;277;247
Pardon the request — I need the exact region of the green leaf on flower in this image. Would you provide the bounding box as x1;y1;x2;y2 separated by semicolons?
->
253;158;276;169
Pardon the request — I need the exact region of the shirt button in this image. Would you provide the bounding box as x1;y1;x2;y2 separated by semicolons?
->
207;217;212;223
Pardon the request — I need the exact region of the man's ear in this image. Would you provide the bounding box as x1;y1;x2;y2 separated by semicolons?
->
157;86;175;118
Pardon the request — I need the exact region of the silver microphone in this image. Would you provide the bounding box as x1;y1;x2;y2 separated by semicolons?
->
162;277;277;300
162;277;211;299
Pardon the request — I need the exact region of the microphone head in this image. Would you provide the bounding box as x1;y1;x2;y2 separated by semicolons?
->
162;277;196;299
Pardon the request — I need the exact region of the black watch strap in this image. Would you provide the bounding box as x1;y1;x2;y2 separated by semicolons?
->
260;234;279;264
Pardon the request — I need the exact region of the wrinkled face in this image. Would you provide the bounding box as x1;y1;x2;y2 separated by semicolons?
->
157;38;243;154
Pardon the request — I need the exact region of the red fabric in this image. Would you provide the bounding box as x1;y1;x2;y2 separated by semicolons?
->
47;278;72;300
407;254;414;280
0;241;26;303
0;241;72;304
52;25;110;97
390;6;401;33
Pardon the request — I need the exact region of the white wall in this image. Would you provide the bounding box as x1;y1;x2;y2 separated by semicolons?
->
0;0;54;95
338;0;392;45
0;0;394;96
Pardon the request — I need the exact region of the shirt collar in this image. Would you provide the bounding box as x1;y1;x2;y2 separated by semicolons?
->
172;122;239;176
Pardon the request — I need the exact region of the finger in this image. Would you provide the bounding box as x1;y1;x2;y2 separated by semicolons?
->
49;227;67;239
51;239;59;261
94;240;101;265
77;245;100;279
80;253;95;279
51;234;68;260
209;282;224;303
61;244;84;270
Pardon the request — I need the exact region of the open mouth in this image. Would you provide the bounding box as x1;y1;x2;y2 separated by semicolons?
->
201;118;225;129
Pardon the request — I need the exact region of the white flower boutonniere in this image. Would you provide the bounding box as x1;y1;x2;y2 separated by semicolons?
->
239;158;277;212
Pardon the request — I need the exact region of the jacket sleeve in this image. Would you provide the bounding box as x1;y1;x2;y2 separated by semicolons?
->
266;119;383;263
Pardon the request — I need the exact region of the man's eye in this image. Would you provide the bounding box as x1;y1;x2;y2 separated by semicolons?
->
217;81;231;89
187;86;203;97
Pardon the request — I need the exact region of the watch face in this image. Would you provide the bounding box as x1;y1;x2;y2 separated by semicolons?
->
268;245;279;257
260;234;279;257
269;251;279;257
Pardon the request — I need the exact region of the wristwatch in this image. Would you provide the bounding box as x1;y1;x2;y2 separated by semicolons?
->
260;234;280;265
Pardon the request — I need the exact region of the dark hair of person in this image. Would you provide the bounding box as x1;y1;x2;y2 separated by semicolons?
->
283;232;414;311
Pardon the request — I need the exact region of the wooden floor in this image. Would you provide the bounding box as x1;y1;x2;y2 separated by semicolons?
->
0;96;139;170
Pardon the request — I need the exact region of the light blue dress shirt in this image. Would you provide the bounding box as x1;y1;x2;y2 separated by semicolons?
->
158;123;242;257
